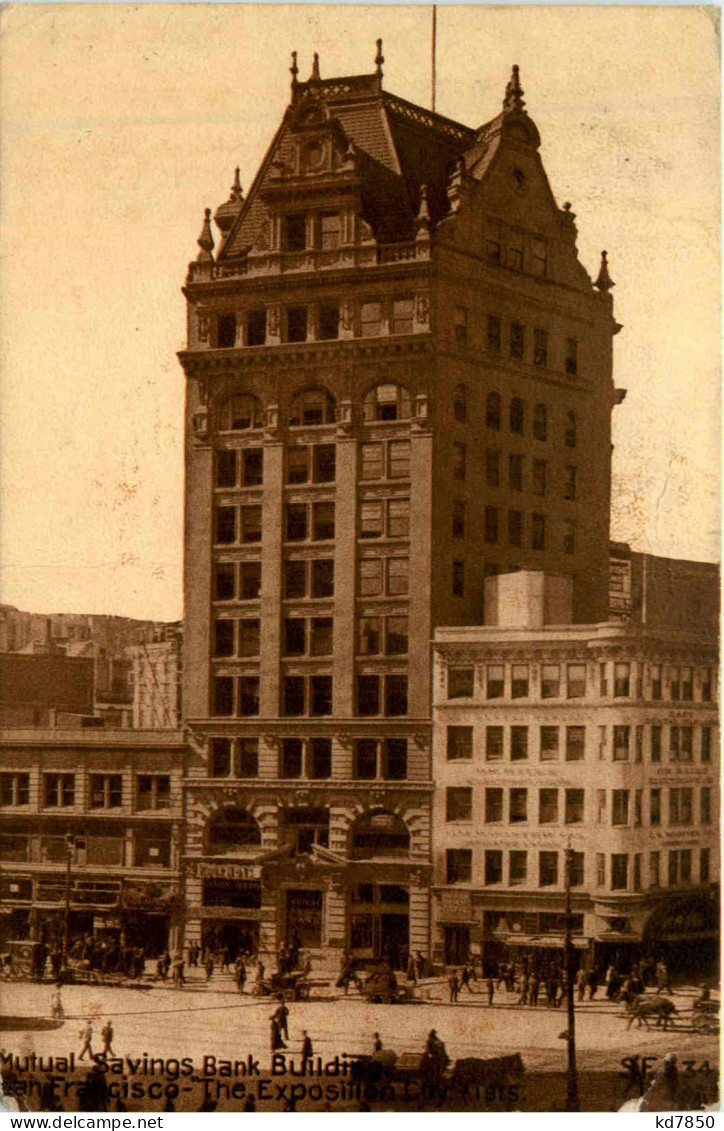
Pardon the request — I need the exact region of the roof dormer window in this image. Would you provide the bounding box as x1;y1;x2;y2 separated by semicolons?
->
283;213;307;252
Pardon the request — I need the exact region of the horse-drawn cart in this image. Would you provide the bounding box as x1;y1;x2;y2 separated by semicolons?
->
252;969;310;1001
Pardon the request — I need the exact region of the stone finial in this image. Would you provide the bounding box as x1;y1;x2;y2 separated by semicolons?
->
311;52;321;83
375;38;384;81
196;208;214;261
503;64;526;113
290;50;299;93
229;167;243;203
594;250;615;292
416;184;431;233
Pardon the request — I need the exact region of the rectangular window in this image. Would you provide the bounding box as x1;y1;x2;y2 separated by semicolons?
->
597;853;606;887
286;306;308;343
286;504;307;542
532;458;547;497
650;851;660;887
651;725;662;763
214;619;235;657
360;442;383;481
446;849;472;884
44;773;76;808
612;789;629;826
565;338;578;375
215;562;236;601
669;787;693;826
485;219;502;263
283;213;307;251
511;664;529;698
539;788;559;824
210;737;231;777
540;726;560;761
318;305;340;341
670;666;681;700
650;664;662;700
313;501;335;541
238;618;260;657
310;738;332;779
566;725;585;761
507;230;523;271
701;668;713;701
509;454;523;492
510;850;527;885
670;725;680;761
680;849;692;884
668;850;679;886
539;851;558;887
287;447;309;484
357;675;380;717
452;560;465;597
385;616;408;656
447;726;473;761
700;848;710;883
485;448;500;487
361;301;382;337
310;675;333;716
238;450;262;488
531;238;547;278
635;725;644;762
385;675;408;717
90;774;122;809
508;509;523;548
216;449;237;488
388;440;411;479
599;662;608;697
313;445;336;483
531;513;546;550
633;853;642;891
354;739;377;780
485;850;503;884
701;726;711;762
454;305;468;345
511;726;528;761
392;297;414;335
281;738;303;779
320;212;341;249
310;617;333;656
510;788;527;824
387;557;409;595
486;665;505;699
533;328;548;367
284;618;306;656
452;442;466;481
650;788;661;826
214;676;234;716
216;506;236;544
216;313;237;349
510;322;525;359
596;789;606;823
358;617;381;656
484;787;503;823
485;506;499;544
700;786;712;824
0;773;30;806
283;676;305;717
565;788;584;824
614;662;630;697
567;664;586;698
247;308;267;346
387;499;410;538
541;664;560;699
240;505;262;544
311;559;334;598
563;465;577;502
611;854;628;891
563;520;576;555
284;560;306;599
679;726;693;762
384;738;407;781
681;666;693;701
239;676;260;716
237;739;259;779
452;500;466;539
360;500;383;540
447;787;473;822
613;725;630;761
487;314;502;352
358;559;382;597
486;726;504;762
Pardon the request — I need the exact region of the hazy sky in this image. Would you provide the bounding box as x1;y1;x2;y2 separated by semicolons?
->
0;4;720;620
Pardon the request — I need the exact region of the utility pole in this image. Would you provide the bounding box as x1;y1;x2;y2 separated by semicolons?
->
564;845;580;1111
431;5;437;113
63;832;74;967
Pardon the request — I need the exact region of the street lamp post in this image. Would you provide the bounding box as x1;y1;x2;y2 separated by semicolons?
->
564;845;580;1112
62;832;74;967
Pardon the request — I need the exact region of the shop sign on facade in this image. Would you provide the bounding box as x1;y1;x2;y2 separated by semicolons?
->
194;862;262;880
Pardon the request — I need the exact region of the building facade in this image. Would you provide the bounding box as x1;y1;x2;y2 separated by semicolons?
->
0;728;186;955
432;570;719;975
128;623;184;730
177;54;622;962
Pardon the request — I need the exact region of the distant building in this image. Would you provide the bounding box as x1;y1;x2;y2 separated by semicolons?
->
128;623;183;730
0;727;186;953
0;653;95;727
432;569;719;976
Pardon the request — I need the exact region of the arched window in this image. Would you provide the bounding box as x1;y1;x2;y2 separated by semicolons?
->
289;388;336;427
206;808;261;855
222;394;263;431
350;809;410;859
486;391;501;431
533;403;547;442
565;411;577;448
509;397;524;435
363;384;412;423
453;384;467;424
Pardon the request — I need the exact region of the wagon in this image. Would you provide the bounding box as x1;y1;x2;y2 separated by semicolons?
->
691;1000;719;1034
1;940;47;981
360;966;411;1004
252;970;310;1001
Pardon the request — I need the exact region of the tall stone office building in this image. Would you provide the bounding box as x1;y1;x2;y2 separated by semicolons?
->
177;51;624;964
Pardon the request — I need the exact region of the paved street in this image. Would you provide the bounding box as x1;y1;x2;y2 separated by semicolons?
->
1;973;718;1111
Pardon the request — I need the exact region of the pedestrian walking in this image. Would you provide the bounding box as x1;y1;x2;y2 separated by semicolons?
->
448;970;459;1003
270;1015;286;1052
78;1021;94;1061
655;960;671;994
529;973;539;1006
205;955;214;982
587;969;599;1000
301;1030;313;1070
372;1031;383;1053
576;968;586;1003
406;953;417;984
486;975;494;1006
101;1019;115;1056
517;972;529;1005
461;965;473;993
50;984;64;1019
272;994;290;1040
236;957;247;994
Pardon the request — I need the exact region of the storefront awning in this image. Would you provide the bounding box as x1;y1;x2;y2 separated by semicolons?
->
495;935;589;949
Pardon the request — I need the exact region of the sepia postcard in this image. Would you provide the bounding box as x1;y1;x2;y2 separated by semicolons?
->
0;3;720;1115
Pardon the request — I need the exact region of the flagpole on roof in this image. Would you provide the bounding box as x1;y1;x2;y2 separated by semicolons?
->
431;5;437;113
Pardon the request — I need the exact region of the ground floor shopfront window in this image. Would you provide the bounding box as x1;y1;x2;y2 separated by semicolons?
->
349;882;409;968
